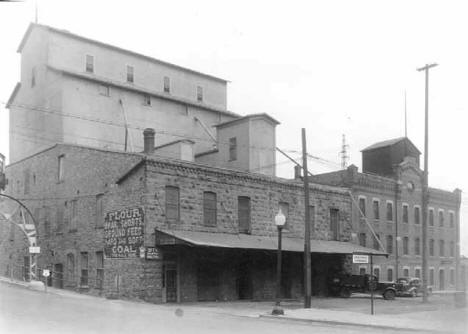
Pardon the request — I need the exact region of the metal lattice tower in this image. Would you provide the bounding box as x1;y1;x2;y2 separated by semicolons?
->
340;134;349;169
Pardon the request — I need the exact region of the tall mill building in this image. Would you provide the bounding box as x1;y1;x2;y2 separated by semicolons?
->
313;137;462;290
7;23;277;176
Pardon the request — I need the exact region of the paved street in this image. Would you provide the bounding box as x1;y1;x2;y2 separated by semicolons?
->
0;282;425;334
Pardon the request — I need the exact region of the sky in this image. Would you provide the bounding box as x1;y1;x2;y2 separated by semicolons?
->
0;0;467;254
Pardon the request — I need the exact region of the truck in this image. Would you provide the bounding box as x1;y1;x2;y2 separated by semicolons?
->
328;274;398;300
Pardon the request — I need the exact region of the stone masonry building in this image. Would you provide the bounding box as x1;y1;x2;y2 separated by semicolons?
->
313;137;462;290
0;134;385;303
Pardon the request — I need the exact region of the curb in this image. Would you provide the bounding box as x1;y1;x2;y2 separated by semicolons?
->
259;314;444;333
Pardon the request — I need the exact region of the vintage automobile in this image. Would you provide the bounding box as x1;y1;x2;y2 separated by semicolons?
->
328;274;398;300
396;277;432;297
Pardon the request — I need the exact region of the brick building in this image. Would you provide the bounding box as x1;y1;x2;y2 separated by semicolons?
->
0;134;384;303
313;137;462;290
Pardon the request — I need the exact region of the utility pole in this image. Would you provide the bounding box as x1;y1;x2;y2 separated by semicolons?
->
417;63;438;303
302;128;312;308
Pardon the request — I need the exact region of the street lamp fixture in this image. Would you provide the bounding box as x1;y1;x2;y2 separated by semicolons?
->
272;208;286;315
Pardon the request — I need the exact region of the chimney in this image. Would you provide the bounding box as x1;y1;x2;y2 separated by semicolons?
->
143;128;155;154
294;165;302;180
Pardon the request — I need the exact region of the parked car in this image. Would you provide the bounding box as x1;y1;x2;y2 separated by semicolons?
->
328;274;397;300
395;277;433;297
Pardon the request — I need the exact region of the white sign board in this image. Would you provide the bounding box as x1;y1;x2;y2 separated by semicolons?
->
42;269;50;277
29;246;40;254
353;254;369;264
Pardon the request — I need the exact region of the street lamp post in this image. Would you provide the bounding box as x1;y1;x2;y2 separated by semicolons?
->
272;208;286;315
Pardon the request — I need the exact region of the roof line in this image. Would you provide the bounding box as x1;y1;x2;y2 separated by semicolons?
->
18;22;230;83
6;82;21;108
47;65;239;118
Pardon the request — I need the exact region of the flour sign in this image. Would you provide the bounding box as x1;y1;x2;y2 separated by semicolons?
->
104;207;144;258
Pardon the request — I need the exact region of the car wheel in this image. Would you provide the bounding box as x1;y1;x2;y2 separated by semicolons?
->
340;288;351;298
383;289;396;300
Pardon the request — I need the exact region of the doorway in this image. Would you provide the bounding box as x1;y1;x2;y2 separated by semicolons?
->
164;263;177;303
54;264;64;289
236;261;252;300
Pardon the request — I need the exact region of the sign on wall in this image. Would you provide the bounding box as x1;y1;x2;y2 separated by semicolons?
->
352;254;369;264
145;247;162;260
104;207;144;258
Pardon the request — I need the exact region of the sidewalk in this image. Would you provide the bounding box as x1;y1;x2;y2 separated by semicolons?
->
261;305;468;333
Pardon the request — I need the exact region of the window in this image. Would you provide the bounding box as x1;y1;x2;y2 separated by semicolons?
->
386;202;393;221
373;233;381;250
439;239;445;257
99;85;110;96
56;205;64;233
359;233;366;247
31;66;36;87
58;155;65;182
44;206;51;237
403;268;409;277
330;209;339;241
85;55;94;73
67;253;75;285
143;94;151;106
449;212;455;228
415;237;421;255
165;186;180;221
203;192;217;226
359;267;366;275
450;241;455;257
95;194;104;228
373;199;380;220
414;206;421;224
229;137;237;161
386;235;393;254
279;202;289;229
429;208;434;226
450;269;455;286
429;239;434;256
415;268;421;279
429;268;434;285
402;204;409;223
403;236;409;255
80;252;88;286
23;169;30;195
127;65;134;83
9;223;14;241
197;86;203;102
238;196;251;234
69;199;78;231
373;267;380;280
164;76;170;93
96;251;104;289
439;210;444;227
358;197;366;217
387;268;394;282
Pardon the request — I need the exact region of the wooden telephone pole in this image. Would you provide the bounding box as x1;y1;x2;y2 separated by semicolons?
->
417;63;438;303
302;128;312;308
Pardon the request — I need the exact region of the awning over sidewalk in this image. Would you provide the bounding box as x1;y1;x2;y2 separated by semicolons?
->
155;229;387;256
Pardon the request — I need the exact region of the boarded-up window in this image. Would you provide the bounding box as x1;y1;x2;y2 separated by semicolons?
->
403;237;409;255
80;252;88;286
96;251;104;289
95;194;104;228
279;202;289;229
203;192;217;226
373;200;380;220
386;202;393;221
359;233;366;247
238;196;251;234
414;207;420;224
329;208;339;241
229;137;237;161
165;186;180;220
402;205;409;223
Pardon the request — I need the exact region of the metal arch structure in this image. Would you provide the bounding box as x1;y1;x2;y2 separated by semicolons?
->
0;193;39;281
